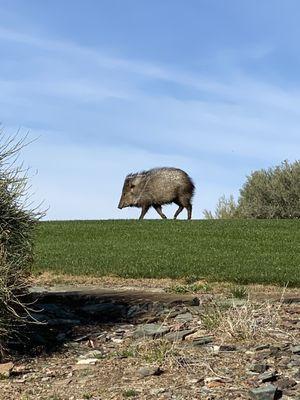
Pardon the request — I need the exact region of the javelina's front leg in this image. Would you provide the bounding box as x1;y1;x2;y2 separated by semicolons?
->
139;205;150;220
153;205;167;219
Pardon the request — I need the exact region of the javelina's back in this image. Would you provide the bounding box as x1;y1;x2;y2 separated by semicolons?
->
118;167;195;220
140;167;194;204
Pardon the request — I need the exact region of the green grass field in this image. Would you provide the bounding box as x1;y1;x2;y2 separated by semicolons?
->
33;220;300;286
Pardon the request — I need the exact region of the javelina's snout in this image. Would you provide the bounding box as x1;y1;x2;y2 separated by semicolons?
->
118;202;123;209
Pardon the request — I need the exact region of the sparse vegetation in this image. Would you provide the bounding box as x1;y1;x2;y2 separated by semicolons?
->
230;285;248;299
135;338;174;364
115;348;135;359
214;301;283;341
82;394;93;400
0;131;42;358
184;274;200;284
166;282;211;294
123;389;139;398
203;194;239;219
201;306;223;331
200;299;284;341
34;219;300;286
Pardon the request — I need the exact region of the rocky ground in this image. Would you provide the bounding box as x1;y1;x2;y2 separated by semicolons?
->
1;277;300;400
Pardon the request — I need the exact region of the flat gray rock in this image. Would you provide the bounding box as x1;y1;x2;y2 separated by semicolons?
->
254;345;270;351
219;344;237;352
174;312;193;323
249;384;278;400
192;336;214;346
164;329;195;342
133;323;170;338
258;371;278;383
291;345;300;354
137;366;163;377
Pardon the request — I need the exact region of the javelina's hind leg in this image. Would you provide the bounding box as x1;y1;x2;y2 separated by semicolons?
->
174;205;184;219
139;205;150;220
187;203;192;220
153;205;167;219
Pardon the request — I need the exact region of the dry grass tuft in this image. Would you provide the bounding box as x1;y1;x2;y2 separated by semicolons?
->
202;299;286;342
134;338;175;364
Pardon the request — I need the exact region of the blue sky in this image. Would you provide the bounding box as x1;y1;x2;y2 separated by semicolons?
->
1;0;300;219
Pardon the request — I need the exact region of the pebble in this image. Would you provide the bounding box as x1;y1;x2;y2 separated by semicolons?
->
111;337;123;344
288;356;300;367
76;358;100;365
78;350;103;359
249;363;269;373
137;366;163;377
254;344;271;351
219;344;237;351
184;329;208;341
204;376;225;384
149;388;167;395
0;362;14;378
291;346;300;354
276;377;297;390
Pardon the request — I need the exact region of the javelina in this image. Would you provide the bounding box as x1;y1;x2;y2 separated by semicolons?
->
118;167;195;220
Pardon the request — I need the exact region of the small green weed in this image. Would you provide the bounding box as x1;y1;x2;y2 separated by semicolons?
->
115;348;135;358
166;282;211;294
123;389;138;398
184;274;200;284
190;282;212;292
230;285;248;299
201;309;221;331
166;284;190;294
46;396;62;400
136;339;172;364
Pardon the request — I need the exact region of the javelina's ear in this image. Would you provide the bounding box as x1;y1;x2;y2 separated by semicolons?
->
131;175;143;187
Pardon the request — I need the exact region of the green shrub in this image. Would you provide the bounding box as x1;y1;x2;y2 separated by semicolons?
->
204;160;300;219
238;160;300;219
0;130;42;358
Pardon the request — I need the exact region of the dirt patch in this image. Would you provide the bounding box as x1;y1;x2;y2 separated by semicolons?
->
32;272;178;291
33;272;300;298
1;279;300;399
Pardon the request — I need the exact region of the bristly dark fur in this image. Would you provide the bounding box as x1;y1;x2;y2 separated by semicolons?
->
126;167;195;193
119;167;195;220
125;170;150;180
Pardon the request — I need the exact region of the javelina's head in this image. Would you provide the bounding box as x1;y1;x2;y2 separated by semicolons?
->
118;174;143;209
